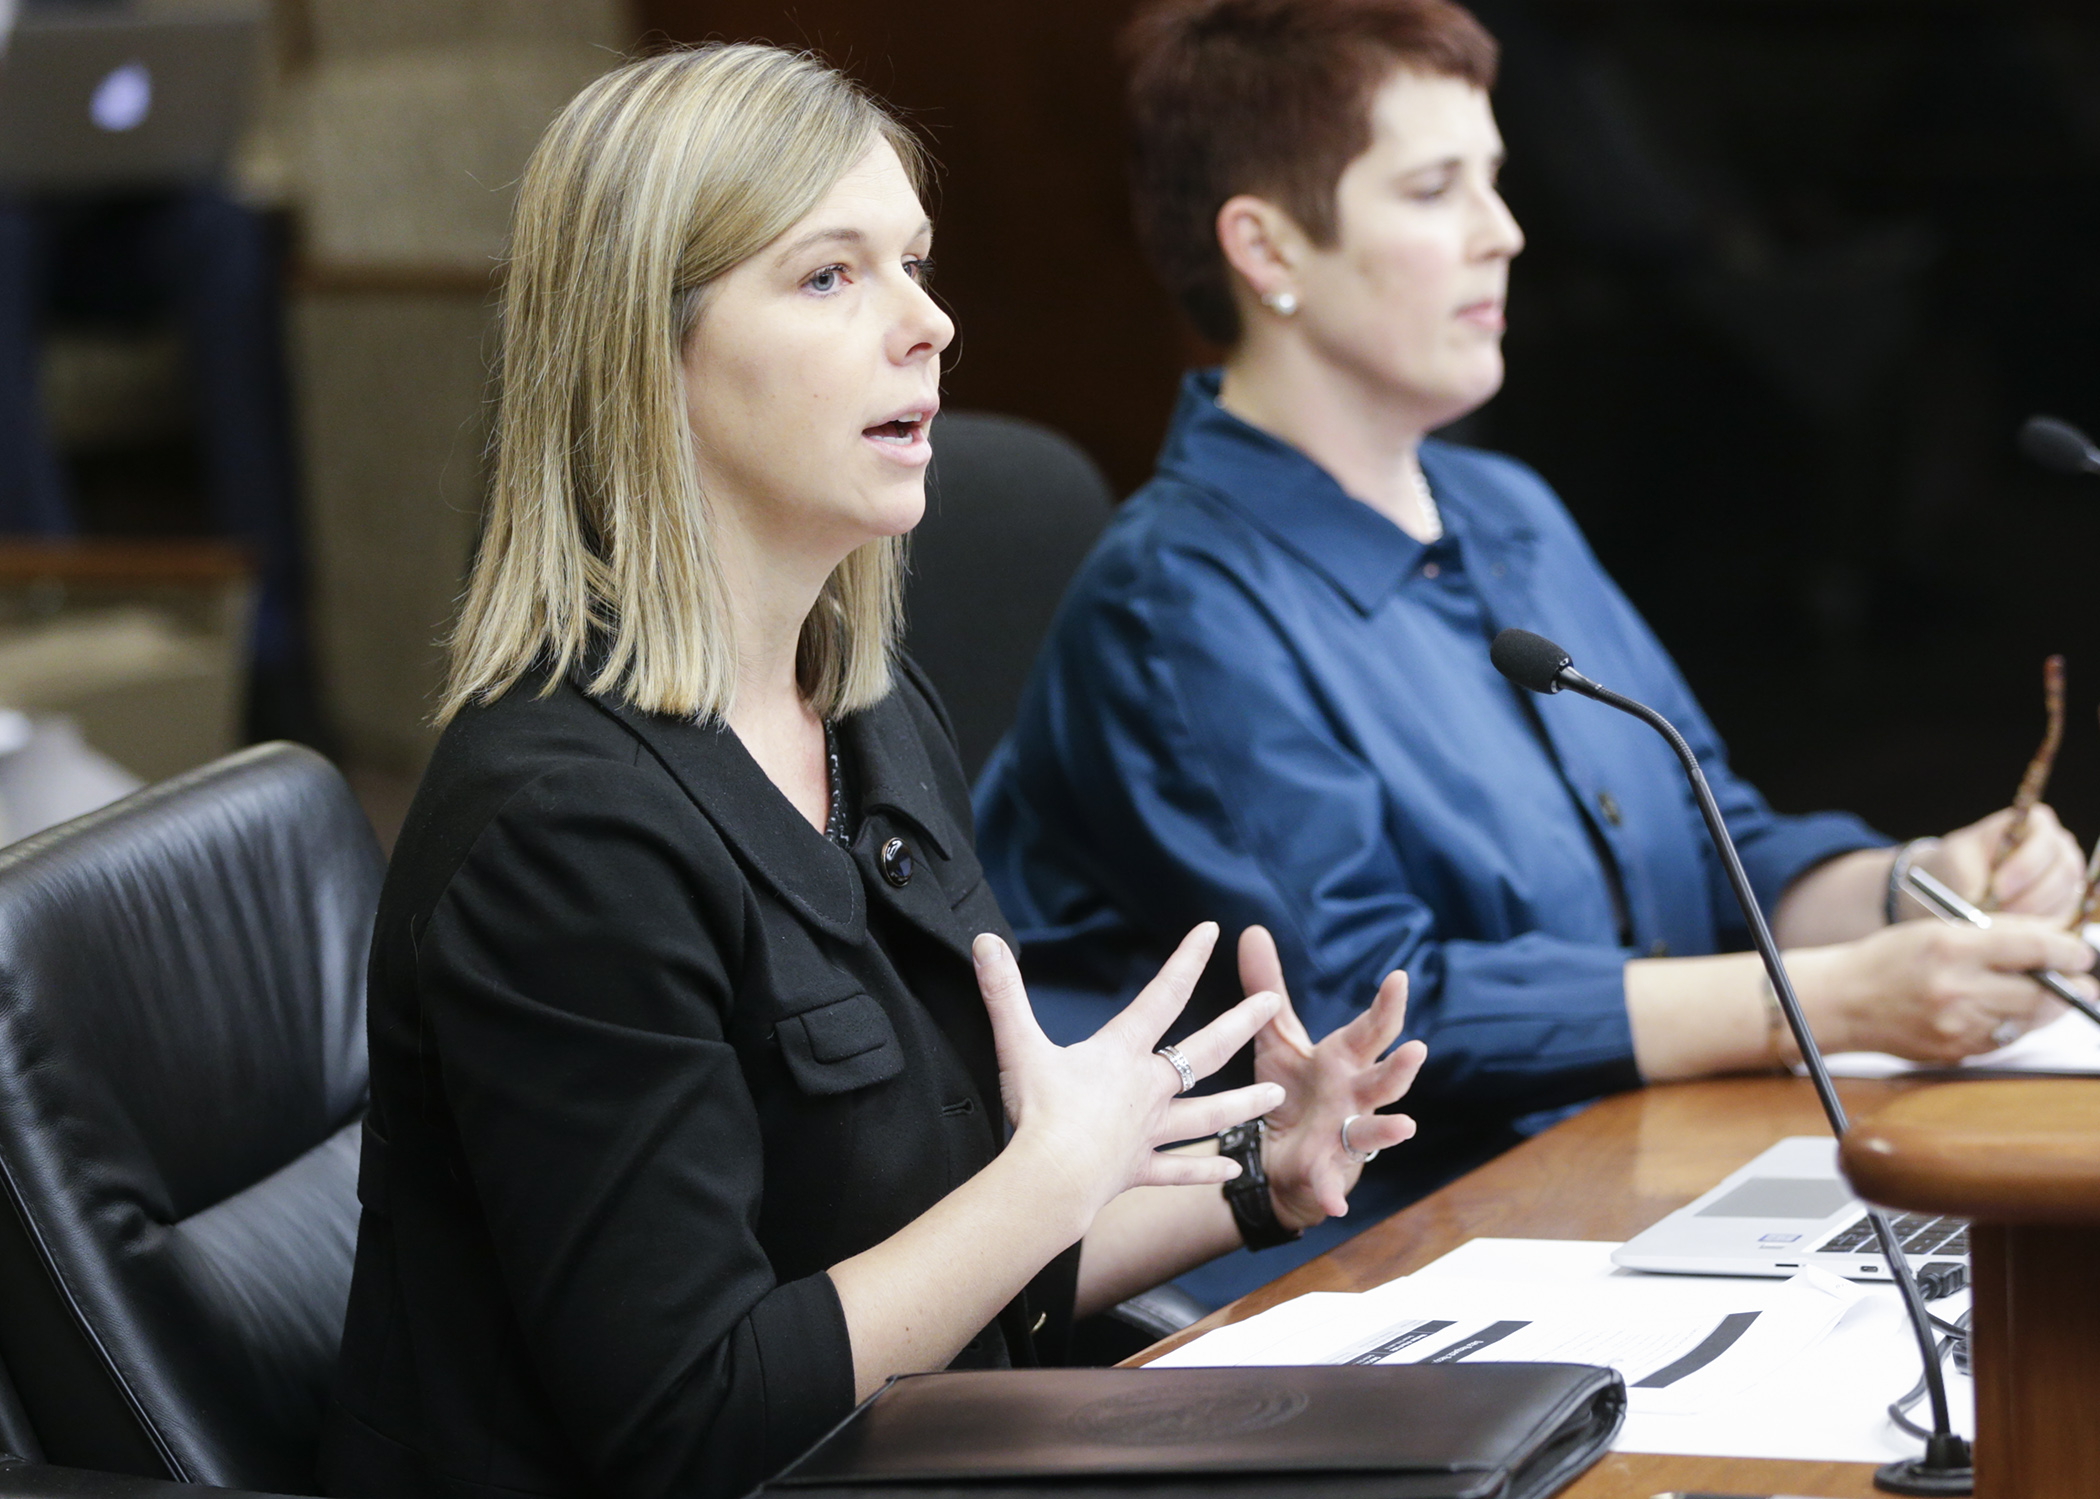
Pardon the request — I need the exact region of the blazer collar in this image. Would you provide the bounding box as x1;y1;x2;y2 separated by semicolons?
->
586;679;968;953
589;693;868;943
841;692;954;864
840;690;985;970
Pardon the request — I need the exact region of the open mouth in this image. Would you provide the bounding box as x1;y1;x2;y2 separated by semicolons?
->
862;408;936;458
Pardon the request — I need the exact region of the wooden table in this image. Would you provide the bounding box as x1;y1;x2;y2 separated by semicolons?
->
1136;1073;1925;1499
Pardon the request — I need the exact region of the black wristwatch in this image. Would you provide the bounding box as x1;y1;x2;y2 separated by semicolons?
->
1218;1118;1301;1250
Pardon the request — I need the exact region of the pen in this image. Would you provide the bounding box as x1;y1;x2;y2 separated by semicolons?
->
1901;865;2100;1029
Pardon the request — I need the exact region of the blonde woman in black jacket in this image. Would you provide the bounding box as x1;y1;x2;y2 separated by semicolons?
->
322;43;1429;1499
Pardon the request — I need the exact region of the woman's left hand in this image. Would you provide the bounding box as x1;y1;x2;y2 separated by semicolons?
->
1928;804;2085;920
1240;925;1428;1231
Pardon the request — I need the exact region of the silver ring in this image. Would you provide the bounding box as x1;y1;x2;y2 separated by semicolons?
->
1155;1043;1195;1095
1341;1113;1379;1164
1990;1019;2022;1049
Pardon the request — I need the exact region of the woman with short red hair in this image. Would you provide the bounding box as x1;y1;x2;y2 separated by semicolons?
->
977;0;2089;1304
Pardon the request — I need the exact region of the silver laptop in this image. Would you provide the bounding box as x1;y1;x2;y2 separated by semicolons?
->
0;5;261;193
1611;1135;1967;1282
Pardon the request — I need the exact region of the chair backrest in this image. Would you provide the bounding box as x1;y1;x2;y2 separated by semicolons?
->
907;412;1116;779
0;743;380;1494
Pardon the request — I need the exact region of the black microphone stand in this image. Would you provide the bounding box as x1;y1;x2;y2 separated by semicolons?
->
1492;628;1972;1496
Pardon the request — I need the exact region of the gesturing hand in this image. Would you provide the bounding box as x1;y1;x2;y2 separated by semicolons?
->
973;923;1285;1229
1239;926;1428;1230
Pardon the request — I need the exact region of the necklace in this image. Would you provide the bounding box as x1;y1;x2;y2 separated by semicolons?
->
822;720;852;847
1411;465;1445;543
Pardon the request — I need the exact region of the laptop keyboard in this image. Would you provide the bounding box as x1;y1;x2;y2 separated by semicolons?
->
1816;1211;1968;1258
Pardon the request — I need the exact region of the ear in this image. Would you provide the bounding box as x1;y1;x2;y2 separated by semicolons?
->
1215;193;1306;312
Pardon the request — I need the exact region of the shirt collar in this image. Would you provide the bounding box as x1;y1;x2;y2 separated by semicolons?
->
1155;369;1534;614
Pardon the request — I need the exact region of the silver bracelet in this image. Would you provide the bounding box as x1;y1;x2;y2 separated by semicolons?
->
1759;973;1789;1069
1884;838;1939;925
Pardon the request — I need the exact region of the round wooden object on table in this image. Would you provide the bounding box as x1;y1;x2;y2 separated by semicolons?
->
1842;1080;2100;1499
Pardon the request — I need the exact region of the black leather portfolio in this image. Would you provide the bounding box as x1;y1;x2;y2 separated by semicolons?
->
760;1362;1626;1499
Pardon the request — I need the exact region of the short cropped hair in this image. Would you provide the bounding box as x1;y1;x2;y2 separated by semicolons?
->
1123;0;1499;346
442;44;927;726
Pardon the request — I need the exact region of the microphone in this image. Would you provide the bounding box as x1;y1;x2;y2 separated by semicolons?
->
2016;415;2100;476
1492;626;1974;1497
1489;628;1593;696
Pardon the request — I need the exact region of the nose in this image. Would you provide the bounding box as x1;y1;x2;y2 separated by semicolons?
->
1473;180;1525;262
893;274;954;365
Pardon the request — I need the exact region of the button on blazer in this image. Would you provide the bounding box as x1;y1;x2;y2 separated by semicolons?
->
323;660;1078;1499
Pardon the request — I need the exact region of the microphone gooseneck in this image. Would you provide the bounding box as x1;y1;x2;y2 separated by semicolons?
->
2017;414;2100;476
1490;626;1974;1497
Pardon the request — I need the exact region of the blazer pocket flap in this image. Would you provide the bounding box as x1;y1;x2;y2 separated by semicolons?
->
779;993;904;1094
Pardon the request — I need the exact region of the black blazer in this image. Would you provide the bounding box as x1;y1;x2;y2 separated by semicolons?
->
322;661;1080;1499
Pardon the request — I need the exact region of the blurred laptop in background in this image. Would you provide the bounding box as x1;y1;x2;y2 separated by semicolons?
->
0;0;324;781
0;1;259;192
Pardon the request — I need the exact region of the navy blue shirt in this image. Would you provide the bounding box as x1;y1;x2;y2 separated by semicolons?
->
974;373;1886;1296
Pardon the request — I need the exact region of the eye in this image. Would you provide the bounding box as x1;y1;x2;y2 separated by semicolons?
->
803;263;848;295
905;256;935;289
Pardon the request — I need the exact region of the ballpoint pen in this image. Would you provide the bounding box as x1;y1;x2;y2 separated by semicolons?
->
1901;864;2100;1030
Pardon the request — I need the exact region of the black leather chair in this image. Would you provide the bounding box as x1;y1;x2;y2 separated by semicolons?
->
908;411;1117;780
910;414;1210;1359
0;744;379;1495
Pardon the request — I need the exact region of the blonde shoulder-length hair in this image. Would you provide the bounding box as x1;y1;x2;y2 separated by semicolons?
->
440;44;927;726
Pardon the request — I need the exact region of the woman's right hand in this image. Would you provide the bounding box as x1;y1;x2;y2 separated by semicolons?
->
1796;916;2096;1063
972;923;1285;1230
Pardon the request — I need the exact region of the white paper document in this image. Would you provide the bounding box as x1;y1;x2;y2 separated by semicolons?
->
1155;1258;1859;1418
1824;1006;2100;1078
1153;1238;1972;1465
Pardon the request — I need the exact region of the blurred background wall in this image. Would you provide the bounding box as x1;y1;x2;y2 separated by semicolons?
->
0;0;641;838
279;0;631;800
13;0;2100;851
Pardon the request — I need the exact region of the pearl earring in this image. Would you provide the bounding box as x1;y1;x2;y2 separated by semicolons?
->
1264;290;1299;316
